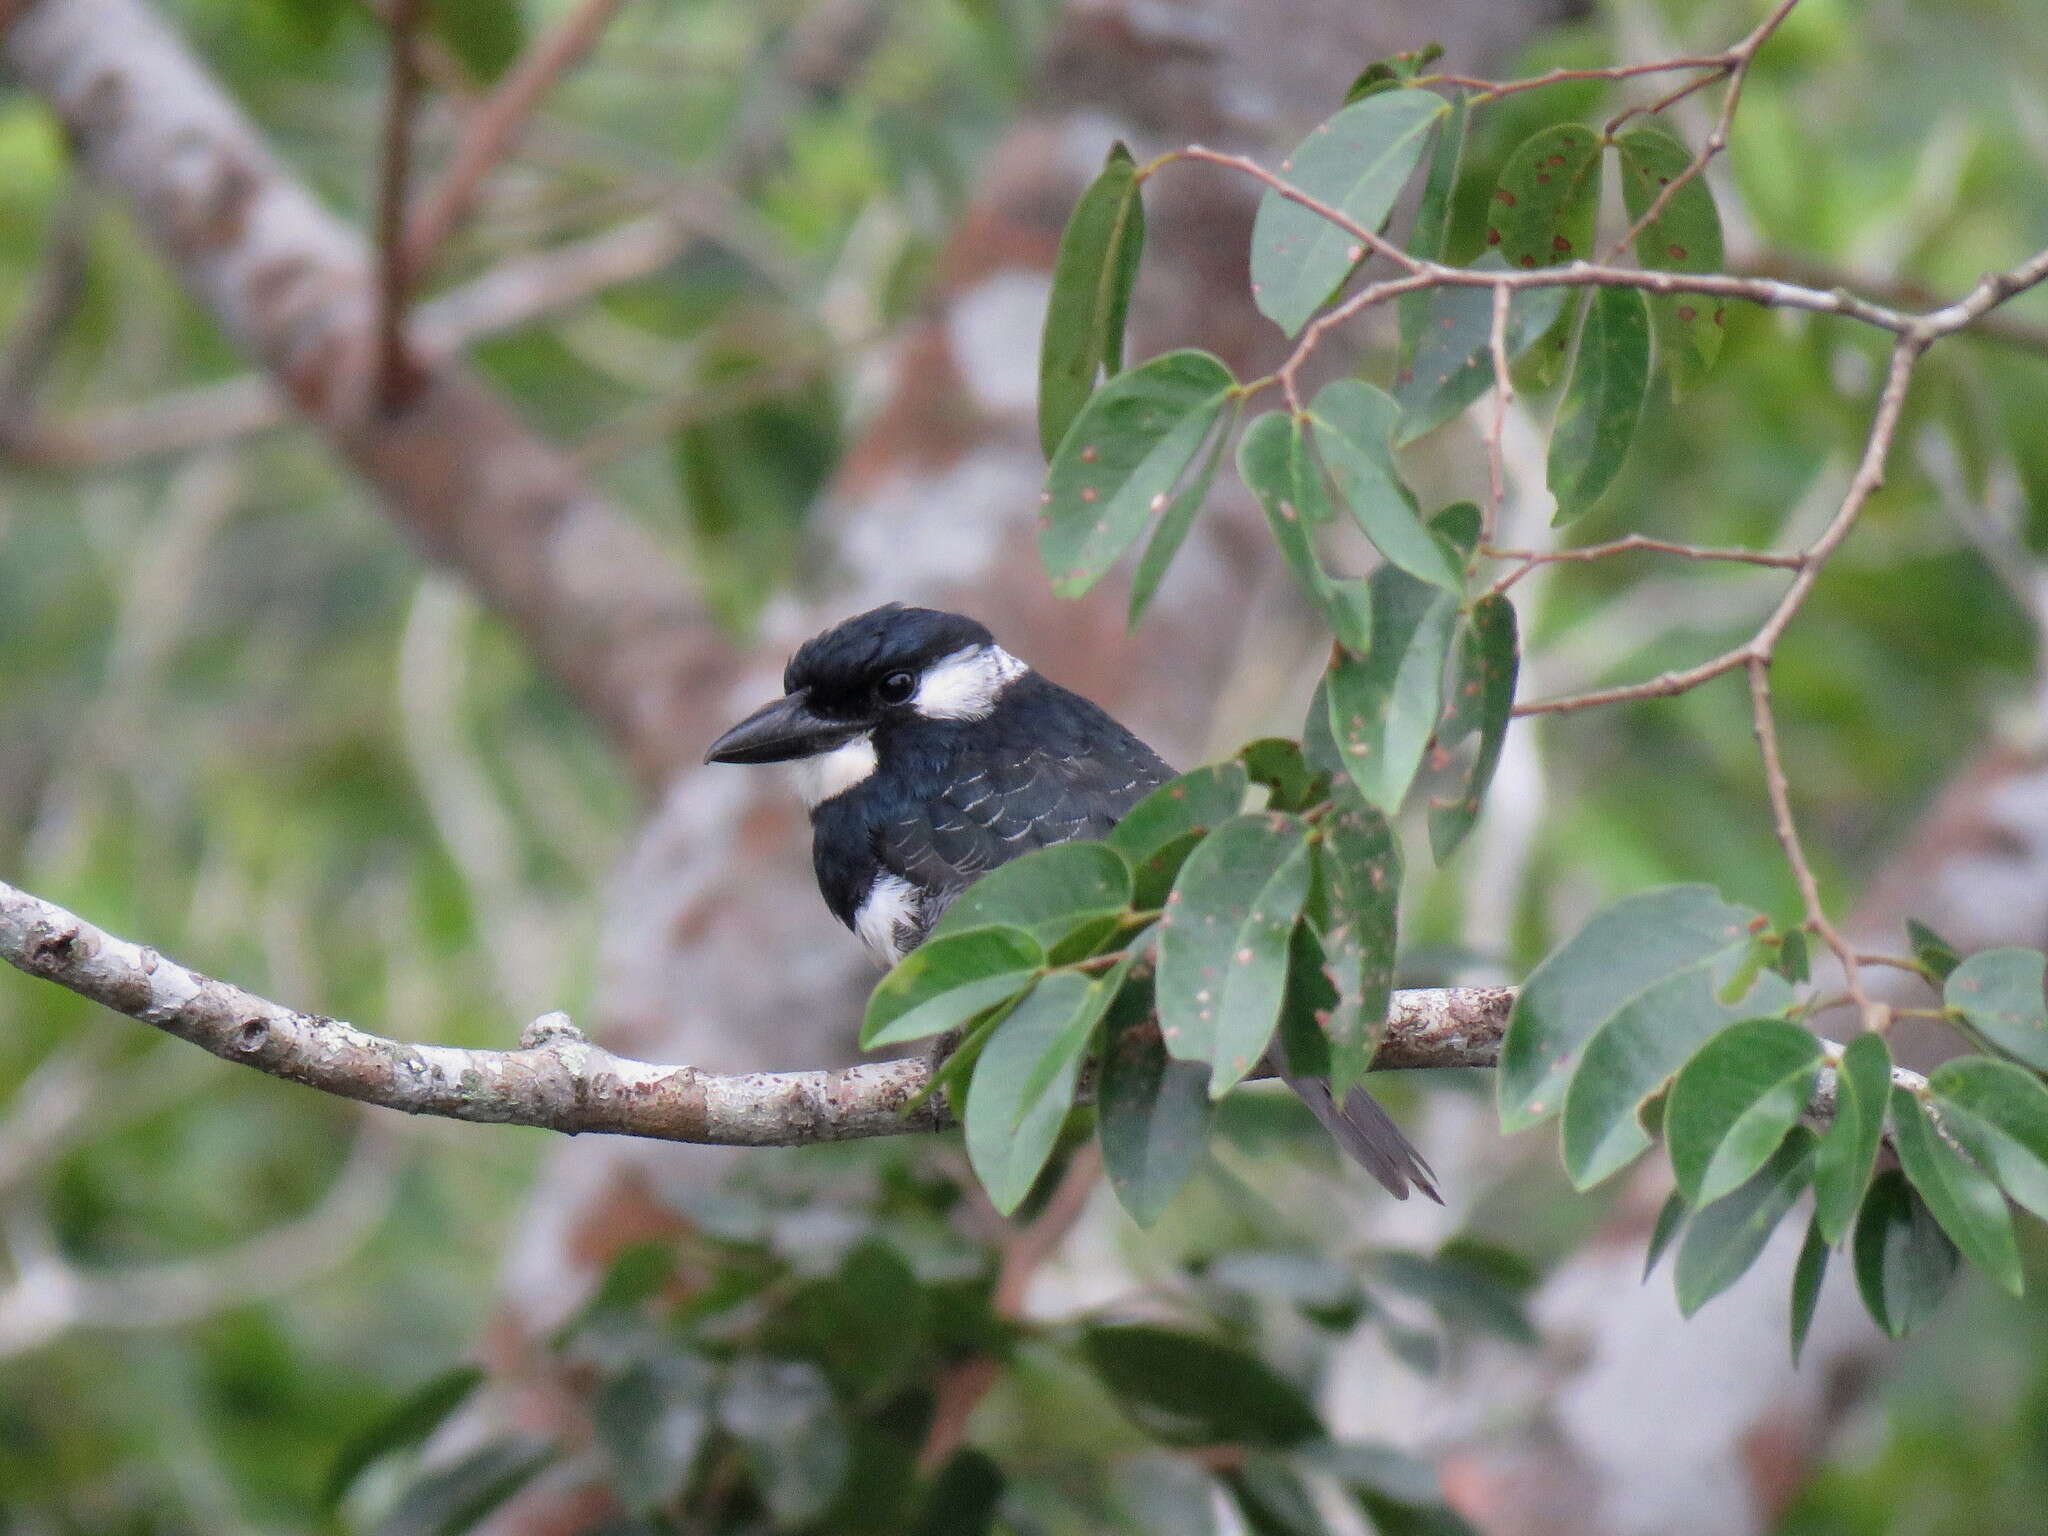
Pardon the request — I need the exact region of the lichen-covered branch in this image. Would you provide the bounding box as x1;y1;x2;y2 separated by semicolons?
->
0;877;1514;1149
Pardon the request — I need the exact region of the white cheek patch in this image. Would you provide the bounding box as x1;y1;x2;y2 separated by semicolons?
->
789;734;877;808
854;873;922;967
913;644;1029;721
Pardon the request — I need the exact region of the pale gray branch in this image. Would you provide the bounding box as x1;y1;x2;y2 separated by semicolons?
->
0;877;1516;1149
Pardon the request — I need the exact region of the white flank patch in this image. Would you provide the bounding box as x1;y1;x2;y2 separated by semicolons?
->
913;644;1029;721
855;873;923;967
789;734;878;808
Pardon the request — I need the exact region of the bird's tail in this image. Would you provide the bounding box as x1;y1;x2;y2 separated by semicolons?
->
1281;1073;1441;1203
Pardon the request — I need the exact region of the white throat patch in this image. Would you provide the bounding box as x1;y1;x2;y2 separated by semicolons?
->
789;733;878;807
913;644;1029;721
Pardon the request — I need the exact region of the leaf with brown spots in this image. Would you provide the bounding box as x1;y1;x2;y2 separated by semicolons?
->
1321;564;1458;814
1427;592;1518;861
1489;123;1604;274
1237;411;1374;654
1393;255;1568;444
1313;781;1400;1098
1615;125;1727;392
1155;811;1312;1095
1041;349;1234;600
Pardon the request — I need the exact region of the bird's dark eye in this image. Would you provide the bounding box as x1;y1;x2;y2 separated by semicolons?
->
876;670;917;705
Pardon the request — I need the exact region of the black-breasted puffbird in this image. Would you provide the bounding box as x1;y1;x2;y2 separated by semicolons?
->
705;603;1438;1201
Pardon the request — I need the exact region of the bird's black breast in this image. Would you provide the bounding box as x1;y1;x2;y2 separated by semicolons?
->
809;672;1172;947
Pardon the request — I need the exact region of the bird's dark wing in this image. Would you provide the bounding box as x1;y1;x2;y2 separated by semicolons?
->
876;738;1168;934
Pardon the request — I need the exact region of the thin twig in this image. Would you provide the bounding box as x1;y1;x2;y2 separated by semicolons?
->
401;0;629;281
373;0;429;410
1481;535;1804;596
1417;56;1734;105
1483;281;1513;544
1749;654;1869;1018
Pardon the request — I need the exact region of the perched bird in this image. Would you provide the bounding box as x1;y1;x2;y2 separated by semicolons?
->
705;604;1438;1201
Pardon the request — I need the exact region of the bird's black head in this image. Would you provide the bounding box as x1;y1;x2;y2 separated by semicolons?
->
704;606;1026;784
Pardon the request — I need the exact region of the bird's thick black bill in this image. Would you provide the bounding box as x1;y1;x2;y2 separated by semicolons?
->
704;692;861;765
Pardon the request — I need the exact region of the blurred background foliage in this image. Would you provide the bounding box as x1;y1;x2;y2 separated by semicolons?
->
2;0;2048;1528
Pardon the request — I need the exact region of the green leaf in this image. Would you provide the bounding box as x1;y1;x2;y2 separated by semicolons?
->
1375;1250;1537;1345
967;970;1108;1214
1128;399;1237;625
912;1449;1004;1536
1100;1007;1213;1226
930;841;1133;948
1323;569;1459;813
1394;259;1569;445
370;1438;555;1536
1613;125;1727;390
674;368;840;632
1344;42;1444;104
1431;500;1483;561
1157;812;1313;1092
1562;960;1792;1190
1081;1324;1325;1447
1030;948;1145;1114
1854;1167;1960;1338
324;1367;486;1512
1275;922;1338;1080
1212;832;1314;1097
1307;378;1463;591
1548;286;1651;522
1250;89;1447;337
1238;412;1373;654
1312;782;1401;1097
1427;593;1518;860
1667;1018;1823;1206
1486;123;1603;271
717;1359;850;1525
1813;1031;1892;1245
1929;1054;2048;1221
1772;928;1811;985
1109;763;1249;866
1946;947;2048;1072
1907;918;1962;982
428;0;524;83
1789;1214;1829;1366
1040;142;1147;459
1110;763;1250;908
1240;738;1327;814
1227;1456;1332;1536
862;926;1044;1048
1644;1189;1687;1279
1674;1126;1815;1317
1400;94;1469;360
1889;1086;2022;1296
1042;350;1235;598
591;1355;714;1511
1500;885;1762;1132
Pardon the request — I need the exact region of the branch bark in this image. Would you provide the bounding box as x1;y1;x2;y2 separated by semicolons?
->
0;875;1515;1145
1;874;1925;1151
0;0;726;787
